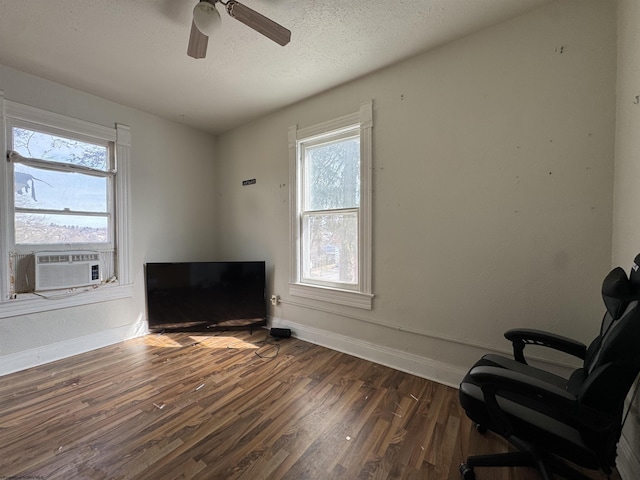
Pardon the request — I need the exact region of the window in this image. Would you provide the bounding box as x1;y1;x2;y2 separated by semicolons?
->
10;125;113;246
289;101;373;309
0;94;132;316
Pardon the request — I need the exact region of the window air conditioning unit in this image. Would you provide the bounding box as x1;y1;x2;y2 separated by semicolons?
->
35;251;102;291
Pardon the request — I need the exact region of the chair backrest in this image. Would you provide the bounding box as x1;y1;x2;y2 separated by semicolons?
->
566;257;640;465
578;255;640;415
583;267;633;373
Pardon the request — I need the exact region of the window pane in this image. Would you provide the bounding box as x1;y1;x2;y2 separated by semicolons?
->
14;165;108;213
15;213;109;244
303;212;358;285
12;127;109;171
305;136;360;211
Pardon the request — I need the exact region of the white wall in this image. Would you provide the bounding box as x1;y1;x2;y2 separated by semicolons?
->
215;0;616;385
0;64;218;371
0;0;629;474
612;0;640;477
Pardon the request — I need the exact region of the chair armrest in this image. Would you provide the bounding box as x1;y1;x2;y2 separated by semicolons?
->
504;328;587;364
469;365;576;404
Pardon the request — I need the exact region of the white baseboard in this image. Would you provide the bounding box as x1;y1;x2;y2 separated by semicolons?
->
269;316;467;388
616;433;640;480
0;320;148;377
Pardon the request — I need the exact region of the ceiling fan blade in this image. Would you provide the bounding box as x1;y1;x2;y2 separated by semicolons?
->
187;19;209;59
226;1;291;46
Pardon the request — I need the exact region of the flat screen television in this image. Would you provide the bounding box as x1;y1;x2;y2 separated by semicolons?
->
145;261;267;332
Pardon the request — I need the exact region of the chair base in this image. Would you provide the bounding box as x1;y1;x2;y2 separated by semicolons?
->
460;436;597;480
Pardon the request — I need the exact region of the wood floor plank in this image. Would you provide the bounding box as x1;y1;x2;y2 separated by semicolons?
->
0;330;621;480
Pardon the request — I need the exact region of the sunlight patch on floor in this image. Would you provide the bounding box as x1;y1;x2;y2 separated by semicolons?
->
190;335;262;350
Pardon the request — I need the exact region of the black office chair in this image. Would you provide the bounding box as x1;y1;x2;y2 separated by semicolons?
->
458;255;640;480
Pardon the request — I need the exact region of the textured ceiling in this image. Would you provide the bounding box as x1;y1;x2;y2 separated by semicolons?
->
0;0;551;134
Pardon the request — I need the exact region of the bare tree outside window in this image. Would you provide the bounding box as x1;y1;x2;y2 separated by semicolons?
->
11;127;111;245
301;133;360;286
13;127;108;170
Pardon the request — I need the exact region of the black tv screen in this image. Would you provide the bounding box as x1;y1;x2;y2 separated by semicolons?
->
145;261;266;331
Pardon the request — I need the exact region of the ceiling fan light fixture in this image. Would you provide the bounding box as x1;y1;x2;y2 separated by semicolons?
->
193;1;221;37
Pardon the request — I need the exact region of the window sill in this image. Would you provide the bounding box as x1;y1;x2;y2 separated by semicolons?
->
289;282;373;310
0;283;134;319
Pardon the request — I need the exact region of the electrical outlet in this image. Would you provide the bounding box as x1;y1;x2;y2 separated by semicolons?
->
270;294;280;306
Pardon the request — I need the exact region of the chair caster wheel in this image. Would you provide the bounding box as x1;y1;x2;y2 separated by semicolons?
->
475;423;488;434
459;463;475;480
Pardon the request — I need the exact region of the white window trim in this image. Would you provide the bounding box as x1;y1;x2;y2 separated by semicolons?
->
0;91;133;318
289;100;373;310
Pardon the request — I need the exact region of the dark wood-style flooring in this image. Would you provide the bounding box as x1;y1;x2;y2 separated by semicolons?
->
0;330;621;479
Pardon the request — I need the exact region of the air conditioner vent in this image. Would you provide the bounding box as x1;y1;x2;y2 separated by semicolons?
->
35;251;102;291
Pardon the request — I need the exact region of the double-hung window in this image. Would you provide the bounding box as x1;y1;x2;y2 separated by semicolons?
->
289;101;373;309
0;94;132;314
10;125;113;246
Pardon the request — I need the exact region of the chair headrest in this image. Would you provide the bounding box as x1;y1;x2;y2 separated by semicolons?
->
602;267;633;320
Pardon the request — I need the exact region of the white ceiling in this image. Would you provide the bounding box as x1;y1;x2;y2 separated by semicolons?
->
0;0;550;135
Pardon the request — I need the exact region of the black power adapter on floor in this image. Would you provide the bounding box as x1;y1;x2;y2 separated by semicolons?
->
269;328;291;339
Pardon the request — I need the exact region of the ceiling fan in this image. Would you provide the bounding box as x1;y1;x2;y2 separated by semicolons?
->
187;0;291;59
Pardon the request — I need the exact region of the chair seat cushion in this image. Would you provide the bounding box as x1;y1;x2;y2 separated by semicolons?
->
459;376;600;470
